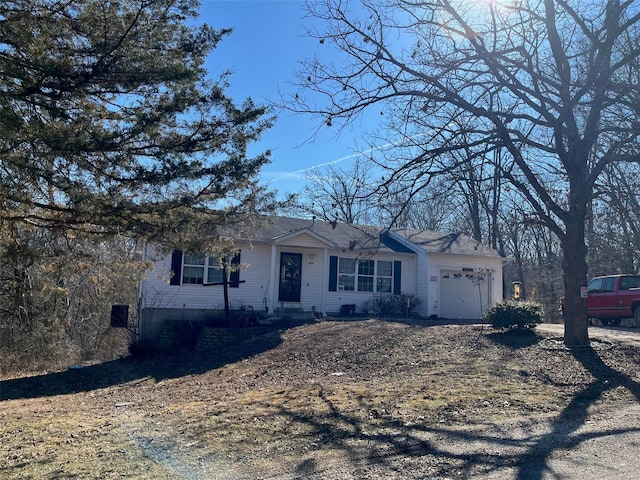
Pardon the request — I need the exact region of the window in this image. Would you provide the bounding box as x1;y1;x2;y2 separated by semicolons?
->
182;253;206;284
334;257;395;293
338;258;356;291
620;276;640;290
182;254;224;285
376;261;393;293
602;277;616;292
206;257;224;284
358;260;374;292
587;278;603;293
170;250;240;287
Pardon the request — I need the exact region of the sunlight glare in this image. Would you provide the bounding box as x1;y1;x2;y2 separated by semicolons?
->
444;0;514;29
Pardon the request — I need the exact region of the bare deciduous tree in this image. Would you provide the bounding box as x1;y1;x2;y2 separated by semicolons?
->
288;157;378;224
590;162;640;274
0;226;145;373
290;0;640;346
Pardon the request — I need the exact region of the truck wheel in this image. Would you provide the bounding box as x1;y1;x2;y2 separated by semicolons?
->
600;318;611;326
634;308;640;328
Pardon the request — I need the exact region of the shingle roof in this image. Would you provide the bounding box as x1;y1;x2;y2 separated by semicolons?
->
390;229;504;257
234;216;389;253
230;216;503;258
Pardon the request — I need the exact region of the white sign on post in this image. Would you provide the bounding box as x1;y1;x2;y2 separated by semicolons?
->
580;286;589;299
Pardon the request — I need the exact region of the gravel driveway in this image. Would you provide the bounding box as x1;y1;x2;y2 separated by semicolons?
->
537;322;640;347
499;322;640;480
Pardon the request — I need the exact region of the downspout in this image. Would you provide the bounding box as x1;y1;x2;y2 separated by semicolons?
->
270;244;277;313
321;247;329;315
135;240;148;342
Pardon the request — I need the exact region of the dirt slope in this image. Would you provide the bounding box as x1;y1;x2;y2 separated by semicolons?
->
2;319;640;479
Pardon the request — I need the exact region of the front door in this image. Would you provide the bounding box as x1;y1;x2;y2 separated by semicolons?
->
278;252;302;302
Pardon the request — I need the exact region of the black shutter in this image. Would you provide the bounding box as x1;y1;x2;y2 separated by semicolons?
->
393;261;402;294
229;251;241;288
329;256;338;291
170;250;183;285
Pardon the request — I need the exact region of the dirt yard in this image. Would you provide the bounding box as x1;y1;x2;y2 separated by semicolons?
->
2;318;640;479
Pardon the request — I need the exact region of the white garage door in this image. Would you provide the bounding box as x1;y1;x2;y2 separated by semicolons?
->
440;270;490;320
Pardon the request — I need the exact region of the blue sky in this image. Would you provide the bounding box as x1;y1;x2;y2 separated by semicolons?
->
199;0;374;197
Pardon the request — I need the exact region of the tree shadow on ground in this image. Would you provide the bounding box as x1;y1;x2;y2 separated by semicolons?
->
5;321;640;478
0;329;282;402
245;331;640;479
259;369;640;480
514;343;640;480
260;391;515;478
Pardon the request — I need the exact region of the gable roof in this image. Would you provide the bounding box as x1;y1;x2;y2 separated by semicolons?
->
234;216;388;253
389;229;504;258
230;216;503;258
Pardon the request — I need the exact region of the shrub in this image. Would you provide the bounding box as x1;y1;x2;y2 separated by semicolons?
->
361;293;422;317
484;300;543;330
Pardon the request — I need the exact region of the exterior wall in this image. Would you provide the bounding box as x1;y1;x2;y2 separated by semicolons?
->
414;252;430;317
325;252;417;314
137;235;504;343
425;253;504;319
138;242;421;340
138;243;273;342
268;245;326;312
139;243;273;312
140;244;419;313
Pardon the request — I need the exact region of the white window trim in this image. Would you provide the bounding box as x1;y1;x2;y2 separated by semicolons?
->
182;254;224;285
337;257;394;293
376;260;393;293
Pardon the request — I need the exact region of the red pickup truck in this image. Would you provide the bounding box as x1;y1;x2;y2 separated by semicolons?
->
564;274;640;326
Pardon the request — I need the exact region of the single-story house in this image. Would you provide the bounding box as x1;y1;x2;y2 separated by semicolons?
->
137;216;505;343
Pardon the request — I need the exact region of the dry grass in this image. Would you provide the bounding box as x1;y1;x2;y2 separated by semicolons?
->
2;319;640;479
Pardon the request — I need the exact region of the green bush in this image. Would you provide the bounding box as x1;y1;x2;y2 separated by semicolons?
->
484;300;543;330
362;293;422;317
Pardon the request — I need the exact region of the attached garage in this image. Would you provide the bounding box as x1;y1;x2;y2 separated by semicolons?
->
382;230;505;319
439;270;491;319
138;220;505;343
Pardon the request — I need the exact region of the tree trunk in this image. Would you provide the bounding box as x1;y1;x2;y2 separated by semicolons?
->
561;215;590;346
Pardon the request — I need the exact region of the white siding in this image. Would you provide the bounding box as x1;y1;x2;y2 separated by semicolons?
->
414;252;430;317
139;244;420;318
139;243;273;312
325;252;417;314
139;241;501;322
426;253;504;319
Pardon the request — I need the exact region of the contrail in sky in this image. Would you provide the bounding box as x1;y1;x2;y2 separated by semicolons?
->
268;139;401;184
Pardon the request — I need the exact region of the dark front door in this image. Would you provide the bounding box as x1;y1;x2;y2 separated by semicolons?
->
278;252;302;302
